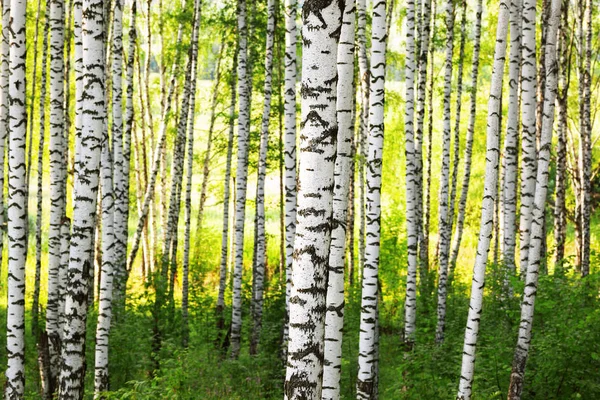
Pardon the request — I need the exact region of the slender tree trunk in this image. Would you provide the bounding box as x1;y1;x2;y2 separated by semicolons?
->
33;0;51;341
403;0;418;347
455;0;509;396
250;0;276;356
94;132;116;396
0;0;10;286
501;0;522;273
181;0;202;348
434;0;455;345
579;0;592;277
230;0;252;360
283;2;342;398
553;1;569;268
5;0;28;396
322;0;356;396
281;0;298;357
449;0;483;271
508;1;560;396
215;42;238;335
59;0;105;396
518;0;538;276
357;0;387;396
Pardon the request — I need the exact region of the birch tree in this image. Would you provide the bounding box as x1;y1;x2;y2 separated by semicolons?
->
518;0;538;275
283;1;342;397
456;0;510;396
434;0;455;344
508;0;561;396
501;0;522;272
5;0;28;396
282;0;298;354
0;0;9;279
403;0;419;346
357;0;388;396
250;0;276;356
449;0;483;269
322;0;355;396
59;0;105;396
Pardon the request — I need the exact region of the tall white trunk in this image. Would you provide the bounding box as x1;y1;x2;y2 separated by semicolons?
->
518;0;537;275
403;0;418;346
0;0;10;279
284;2;342;398
230;0;251;360
282;0;298;355
322;0;356;396
448;0;483;270
434;0;455;344
357;0;387;396
456;0;509;396
59;0;105;396
508;0;560;396
5;0;27;396
250;0;276;356
501;0;522;272
94;134;116;396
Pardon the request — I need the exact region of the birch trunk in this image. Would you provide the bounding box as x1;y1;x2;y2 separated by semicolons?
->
357;0;387;396
434;0;455;344
449;0;483;270
182;0;202;348
501;0;522;272
5;0;28;396
33;0;51;340
456;0;509;396
322;0;355;396
230;0;251;360
508;0;560;395
518;0;538;275
403;0;419;347
250;0;276;356
94;133;116;396
59;0;105;396
215;43;238;331
553;1;568;267
283;1;342;397
0;0;10;282
282;0;298;356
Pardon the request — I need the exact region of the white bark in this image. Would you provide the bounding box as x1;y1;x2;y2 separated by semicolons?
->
508;0;560;396
59;0;105;396
322;0;355;396
0;0;9;279
282;0;298;355
284;1;342;398
502;0;522;272
250;0;276;356
434;0;455;344
518;0;537;275
5;0;27;396
456;0;509;396
230;0;251;360
403;0;418;346
94;134;116;396
357;0;387;396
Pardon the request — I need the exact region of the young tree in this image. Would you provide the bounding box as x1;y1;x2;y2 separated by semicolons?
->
0;0;9;280
283;1;342;397
322;0;356;396
501;0;522;273
59;0;105;396
282;0;298;354
357;0;388;396
250;0;276;356
449;0;483;270
5;0;28;396
434;0;455;344
508;0;561;396
518;0;538;275
456;0;510;396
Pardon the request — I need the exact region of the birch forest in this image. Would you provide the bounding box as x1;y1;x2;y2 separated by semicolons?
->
0;0;598;398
